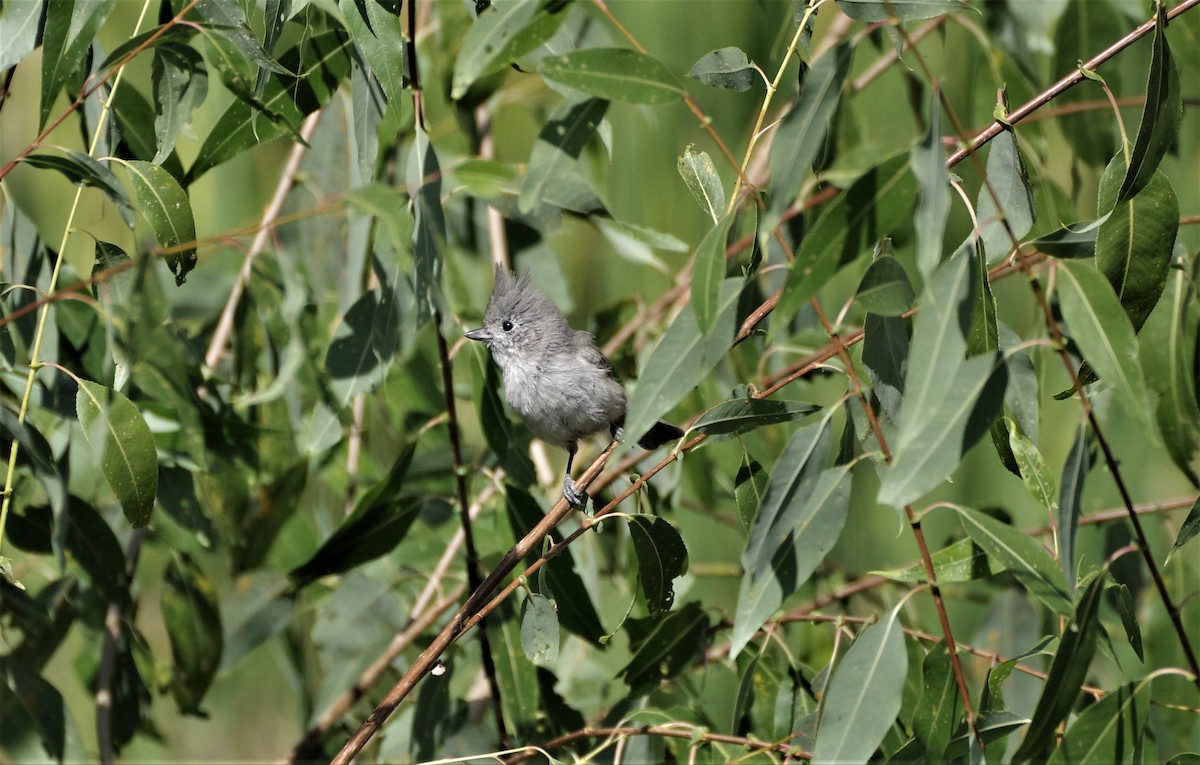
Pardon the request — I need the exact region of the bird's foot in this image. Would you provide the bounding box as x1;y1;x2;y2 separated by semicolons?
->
563;475;588;509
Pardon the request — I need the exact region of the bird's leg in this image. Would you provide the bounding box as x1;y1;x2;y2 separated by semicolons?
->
562;443;587;508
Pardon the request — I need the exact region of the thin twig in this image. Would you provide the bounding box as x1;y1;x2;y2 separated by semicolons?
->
96;528;149;765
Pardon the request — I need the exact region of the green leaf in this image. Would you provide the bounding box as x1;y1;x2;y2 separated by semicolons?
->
977;128;1035;262
913;642;958;763
690;214;734;331
1011;572;1105;762
732;415;852;656
1050;678;1151;765
953;506;1072;616
339;0;406;105
1008;421;1057;515
1059;427;1088;591
506;487;605;644
122;160;197;285
152;41;209;164
537;48;685;105
2;661;66;760
862;312;908;424
628;515;689;617
691;397;820;438
289;445;420;584
410;131;445;326
21;151;135;228
1095;157;1178;335
619;602;707;692
520;98;608;215
0;0;42;71
623;278;740;448
835;0;973;21
678;144;726;223
1150;268;1200;486
1052;1;1122;166
811;604;907;764
854;248;915;316
0;410;68;566
40;0;115;128
520;593;560;663
1115;4;1181;205
194;0;290;76
75;380;158;528
325;285;401;403
451;0;565;99
687;46;757;91
162;552;223;716
873;537;1002;584
764;43;852;237
1170;497;1200;560
910;88;950;279
735;454;769;531
1056;260;1156;437
1032;216;1107;259
1110;581;1144;661
776;153;917;322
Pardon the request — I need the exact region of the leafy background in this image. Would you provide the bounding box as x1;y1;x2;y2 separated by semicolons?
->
0;0;1198;763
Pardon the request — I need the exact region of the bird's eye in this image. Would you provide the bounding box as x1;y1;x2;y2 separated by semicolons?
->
501;320;514;332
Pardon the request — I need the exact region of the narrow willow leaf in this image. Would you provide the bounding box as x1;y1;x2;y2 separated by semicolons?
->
628;515;689;617
1052;0;1121;166
40;0;115;127
1056;260;1156;437
688;46;757;91
730;654;761;734
777;153;916;322
678;144;725;223
520;98;608;214
835;0;974;22
1050;678;1151;764
537;48;684;105
75;380;158;528
22;152;136;228
910;88;950;279
811;604;907;765
764;43;852;236
410;131;445;325
1095;157;1178;334
954;506;1072;616
520;593;560;663
1170;497;1200;560
1151;269;1200;486
1032;217;1108;259
735;455;769;531
691;398;820;437
873;537;1001;584
339;0;406;105
0;0;41;71
913;643;958;763
1059;427;1088;591
624;278;740;448
880;354;1005;507
289;445;418;584
691;215;734;331
490;606;539;733
410;656;453;760
0;411;68;565
506;487;605;644
162;553;223;716
1110;582;1144;661
1007;422;1057;515
619;602;707;692
452;0;566;99
855;248;915;316
122;160;197;285
4;663;66;760
1011;573;1104;762
863;312;908;424
1116;4;1181;205
977;128;1035;262
195;0;290;75
152;41;209;164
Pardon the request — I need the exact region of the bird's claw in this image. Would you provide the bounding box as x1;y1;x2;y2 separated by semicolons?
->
563;476;588;509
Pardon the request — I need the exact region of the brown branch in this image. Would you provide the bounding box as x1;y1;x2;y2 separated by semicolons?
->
503;723;809;765
95;528;148;765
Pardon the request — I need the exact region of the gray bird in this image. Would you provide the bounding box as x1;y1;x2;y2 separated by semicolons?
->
465;266;683;507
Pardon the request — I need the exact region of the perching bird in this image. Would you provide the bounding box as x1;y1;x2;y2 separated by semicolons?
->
465;266;683;507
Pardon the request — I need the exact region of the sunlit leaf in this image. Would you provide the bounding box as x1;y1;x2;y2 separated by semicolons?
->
687;46;757;91
122;160;197;285
691;214;734;331
21;151;135;227
977;128;1035;262
76;380;158;528
520;98;608;215
836;0;973;21
520;593;560;663
955;506;1072;615
537;48;685;104
691;397;820;438
452;0;566;98
339;0;406;105
873;537;1002;584
40;0;114;127
910;88;950;278
678;144;725;223
1115;4;1181;205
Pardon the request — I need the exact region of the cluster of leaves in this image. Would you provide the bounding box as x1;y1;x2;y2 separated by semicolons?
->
0;0;1198;763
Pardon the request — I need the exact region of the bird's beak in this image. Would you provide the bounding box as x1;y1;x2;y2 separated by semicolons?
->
464;327;491;342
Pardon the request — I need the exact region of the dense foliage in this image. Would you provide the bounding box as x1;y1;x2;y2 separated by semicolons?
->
0;0;1198;762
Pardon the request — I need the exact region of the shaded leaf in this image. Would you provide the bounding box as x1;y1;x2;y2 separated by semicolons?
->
764;43;852;236
21;152;135;227
977;128;1035;262
76;380;158;528
1056;260;1156;436
678;144;725;223
691;398;820;438
339;0;406;105
735;455;769;531
0;410;68;567
1170;497;1200;560
954;505;1072;616
152;40;209;164
122;160;197;285
863;312;908;423
1059;427;1088;591
1150;268;1200;487
811;604;907;764
628;515;689;617
835;0;974;21
452;0;566;99
1116;4;1181;205
537;48;685;105
619;602;707;692
1008;422;1056;515
855;249;915;316
326;285;401;403
410;131;445;325
162;553;223;716
520;97;608;215
289;445;419;584
1050;678;1150;764
691;214;734;331
688;46;757;91
910;88;950;278
40;0;114;127
913;642;958;763
1;661;66;761
1110;582;1144;662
